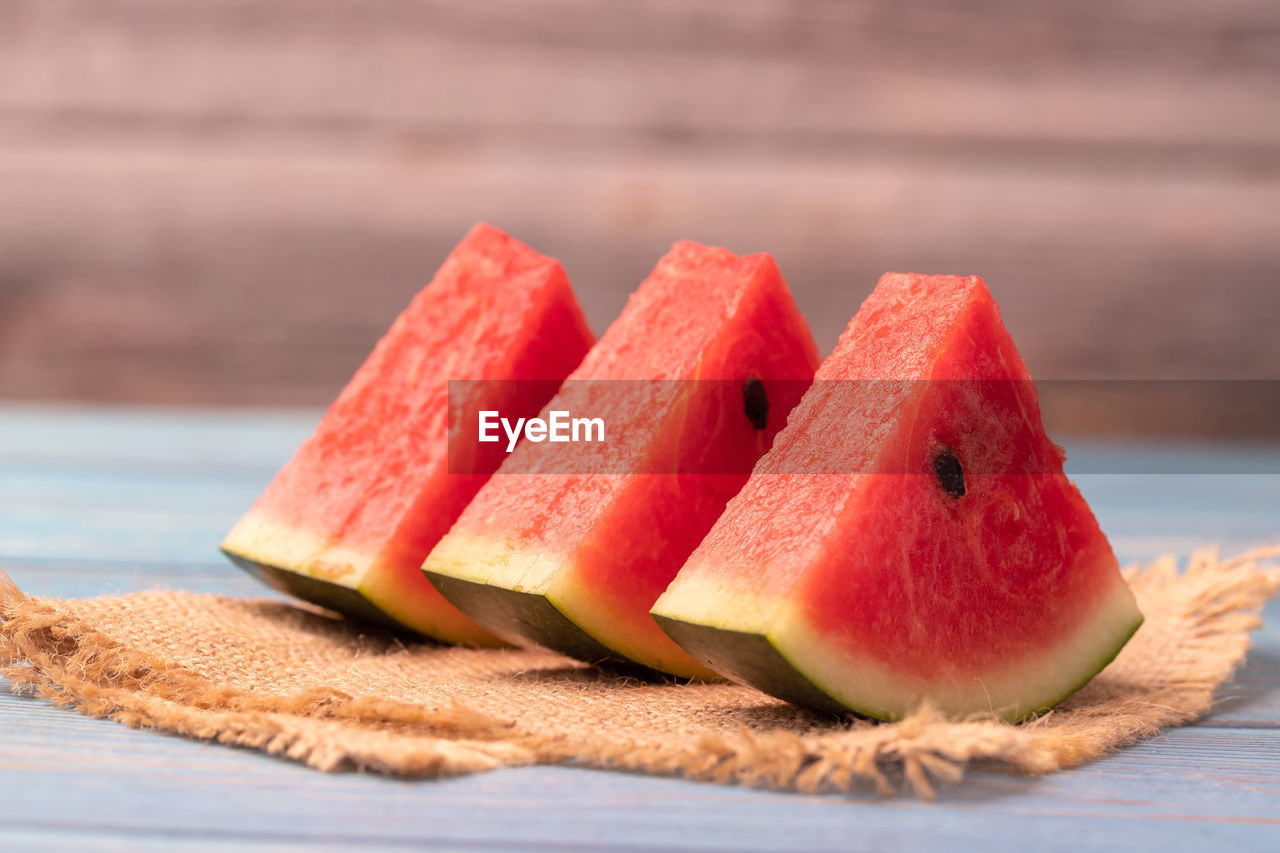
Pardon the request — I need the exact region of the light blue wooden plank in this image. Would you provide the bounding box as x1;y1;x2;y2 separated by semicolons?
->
0;464;267;566
0;460;274;502
2;402;1278;479
0;558;276;600
1;683;1278;851
0;831;332;853
1;463;1275;567
1068;472;1279;564
1;406;1279;850
9;464;1271;528
0;504;242;565
0;404;318;470
1198;582;1280;728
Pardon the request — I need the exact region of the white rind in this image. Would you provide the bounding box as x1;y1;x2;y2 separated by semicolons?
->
651;569;780;635
221;510;371;588
224;511;498;645
422;531;560;594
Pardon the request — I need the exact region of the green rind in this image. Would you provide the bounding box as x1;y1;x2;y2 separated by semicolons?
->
653;614;850;717
654;611;1145;722
425;570;654;673
222;547;420;637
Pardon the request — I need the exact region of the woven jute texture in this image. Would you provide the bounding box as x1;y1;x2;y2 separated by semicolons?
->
2;546;1277;799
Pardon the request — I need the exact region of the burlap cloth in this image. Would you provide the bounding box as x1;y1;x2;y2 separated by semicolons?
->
2;546;1277;799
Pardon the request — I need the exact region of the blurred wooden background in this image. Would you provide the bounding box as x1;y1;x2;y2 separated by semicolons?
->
0;1;1277;432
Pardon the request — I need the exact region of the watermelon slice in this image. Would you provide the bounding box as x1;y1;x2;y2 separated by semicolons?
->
221;224;594;644
651;273;1143;720
423;242;820;677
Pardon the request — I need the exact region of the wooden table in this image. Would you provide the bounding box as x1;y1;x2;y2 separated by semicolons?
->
3;1;1279;411
1;405;1277;850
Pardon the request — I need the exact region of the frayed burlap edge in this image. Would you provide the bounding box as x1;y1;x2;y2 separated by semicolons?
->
2;546;1277;799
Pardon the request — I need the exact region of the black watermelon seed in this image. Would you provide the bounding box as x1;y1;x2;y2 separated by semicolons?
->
932;447;966;498
742;377;768;430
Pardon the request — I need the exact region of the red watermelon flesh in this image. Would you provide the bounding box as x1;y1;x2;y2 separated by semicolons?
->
423;242;820;677
221;223;594;644
652;273;1142;719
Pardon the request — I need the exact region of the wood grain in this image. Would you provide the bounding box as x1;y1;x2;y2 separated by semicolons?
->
0;406;1278;848
2;691;1279;849
0;1;1277;426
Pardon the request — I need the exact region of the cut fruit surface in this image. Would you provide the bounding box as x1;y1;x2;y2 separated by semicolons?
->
423;242;820;677
221;223;594;644
652;273;1143;720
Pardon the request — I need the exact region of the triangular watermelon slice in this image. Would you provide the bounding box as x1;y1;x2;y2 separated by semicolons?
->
423;242;820;677
652;273;1143;720
221;224;594;644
